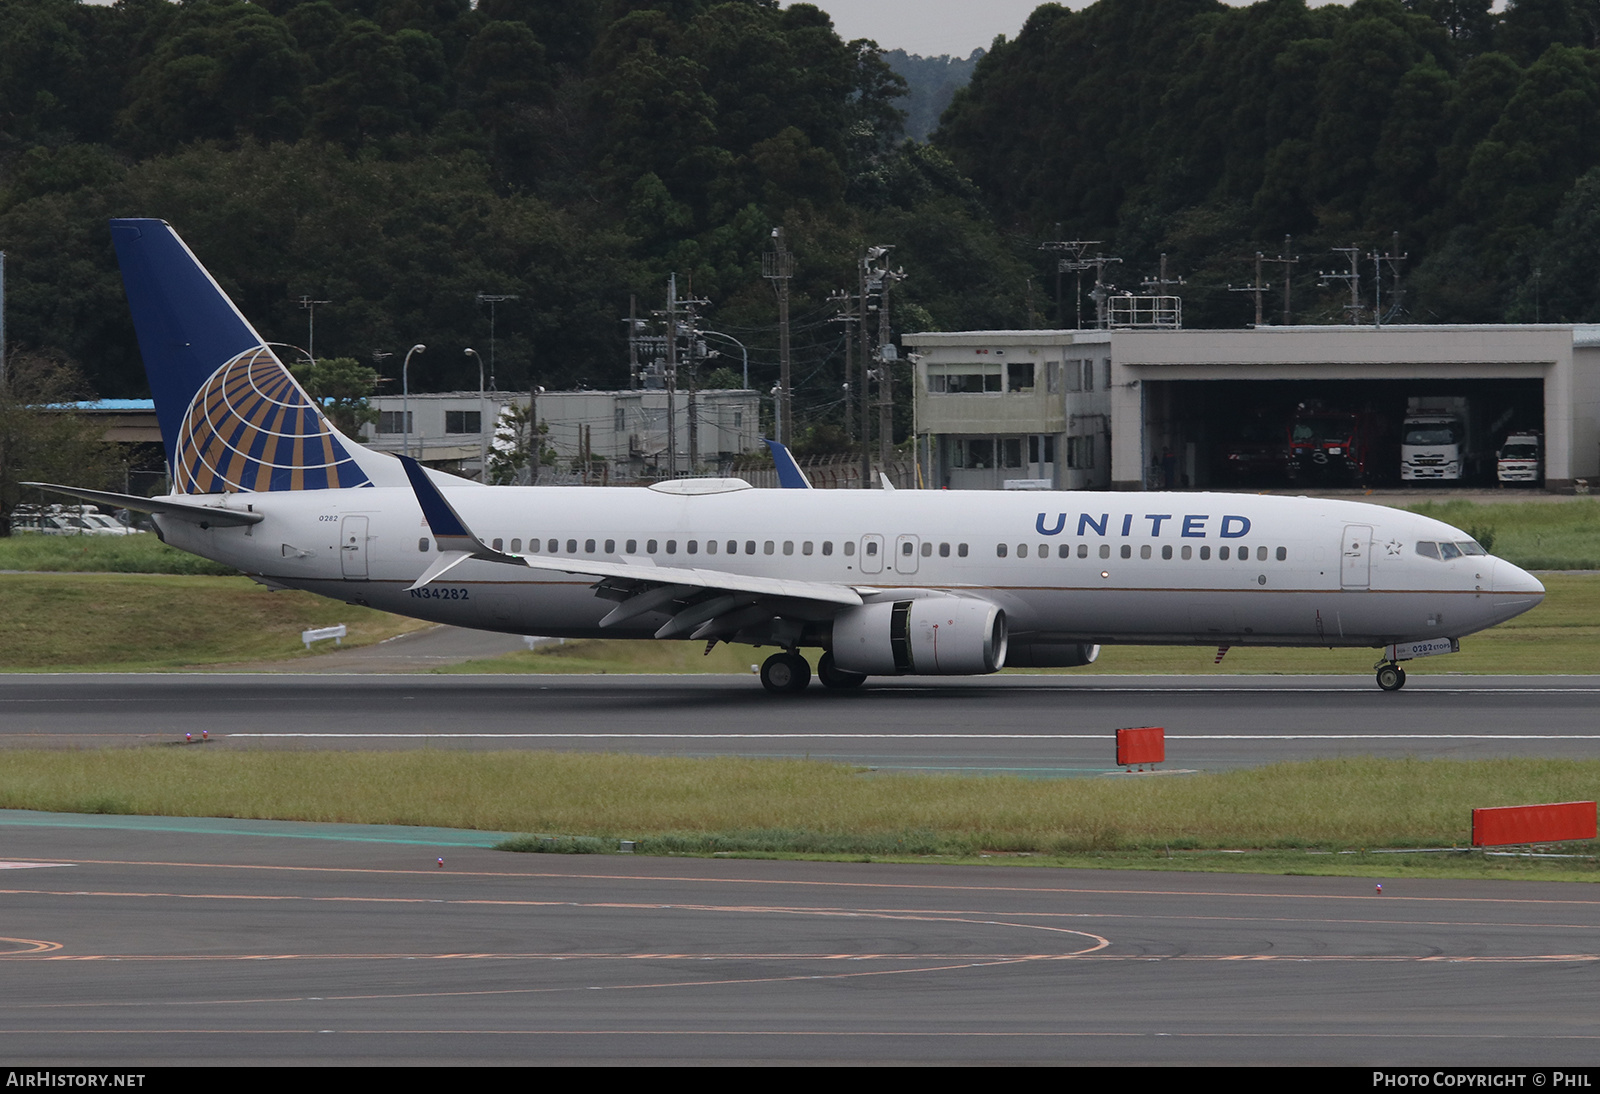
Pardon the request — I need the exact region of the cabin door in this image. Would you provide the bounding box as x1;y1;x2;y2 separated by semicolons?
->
1340;524;1371;589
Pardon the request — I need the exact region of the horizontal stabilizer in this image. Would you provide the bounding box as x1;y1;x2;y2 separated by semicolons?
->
23;482;263;527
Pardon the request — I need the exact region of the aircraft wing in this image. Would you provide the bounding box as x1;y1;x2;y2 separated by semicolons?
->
23;482;264;527
399;455;862;641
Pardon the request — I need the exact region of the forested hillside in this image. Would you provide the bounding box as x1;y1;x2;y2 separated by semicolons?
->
0;0;1031;425
6;0;1600;432
936;0;1600;327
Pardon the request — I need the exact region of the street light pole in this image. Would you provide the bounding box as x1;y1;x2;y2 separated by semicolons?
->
465;348;486;481
401;343;425;458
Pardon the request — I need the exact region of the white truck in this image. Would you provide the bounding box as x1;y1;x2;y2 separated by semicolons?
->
1496;431;1542;485
1401;396;1474;482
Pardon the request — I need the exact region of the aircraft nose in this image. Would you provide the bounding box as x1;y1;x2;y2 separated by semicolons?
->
1492;558;1545;598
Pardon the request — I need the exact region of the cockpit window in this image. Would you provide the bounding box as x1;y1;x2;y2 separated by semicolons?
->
1458;540;1487;556
1438;542;1462;560
1416;541;1440;559
1418;539;1487;560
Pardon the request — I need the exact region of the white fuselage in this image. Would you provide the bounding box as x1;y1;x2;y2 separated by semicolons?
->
154;485;1544;650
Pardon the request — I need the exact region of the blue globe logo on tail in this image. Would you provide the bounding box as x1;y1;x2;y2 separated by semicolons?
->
175;346;370;493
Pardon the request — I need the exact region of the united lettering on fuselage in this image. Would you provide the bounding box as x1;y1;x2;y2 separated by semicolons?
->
1040;513;1252;539
25;219;1547;695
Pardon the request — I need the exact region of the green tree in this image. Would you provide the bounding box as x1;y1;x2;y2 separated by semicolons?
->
290;355;380;434
0;353;118;537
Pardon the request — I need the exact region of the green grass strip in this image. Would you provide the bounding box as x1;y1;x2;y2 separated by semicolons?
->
0;750;1594;878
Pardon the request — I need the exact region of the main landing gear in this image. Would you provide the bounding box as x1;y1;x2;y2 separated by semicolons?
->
759;651;811;694
759;651;869;694
1375;662;1408;692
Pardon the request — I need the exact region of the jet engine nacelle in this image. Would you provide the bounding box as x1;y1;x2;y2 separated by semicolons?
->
1004;640;1101;668
830;597;1007;676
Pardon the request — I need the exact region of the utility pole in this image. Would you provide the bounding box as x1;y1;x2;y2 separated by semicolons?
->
1229;253;1270;327
297;295;331;363
878;260;898;475
2;250;9;386
476;292;518;390
858;250;873;487
1259;236;1298;325
1320;247;1363;324
829;288;857;444
679;285;709;472
763;228;794;444
1370;233;1408;327
1039;235;1102;329
664;275;678;477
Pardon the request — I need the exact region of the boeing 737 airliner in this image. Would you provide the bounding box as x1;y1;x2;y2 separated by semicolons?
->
32;220;1546;693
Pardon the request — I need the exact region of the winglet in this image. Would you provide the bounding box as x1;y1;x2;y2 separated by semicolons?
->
399;454;527;587
764;438;811;488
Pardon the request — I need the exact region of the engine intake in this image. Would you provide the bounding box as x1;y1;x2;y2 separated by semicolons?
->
830;598;1007;676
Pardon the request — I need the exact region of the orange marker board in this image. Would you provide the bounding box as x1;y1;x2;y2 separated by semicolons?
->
1471;801;1597;847
1116;727;1165;766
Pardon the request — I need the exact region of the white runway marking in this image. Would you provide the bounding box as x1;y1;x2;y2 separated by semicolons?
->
0;862;74;870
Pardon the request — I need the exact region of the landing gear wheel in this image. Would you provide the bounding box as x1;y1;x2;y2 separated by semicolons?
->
817;651;866;690
760;652;812;694
1376;664;1405;692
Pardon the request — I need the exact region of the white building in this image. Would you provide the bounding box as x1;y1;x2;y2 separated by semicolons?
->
363;388;762;480
907;325;1600;492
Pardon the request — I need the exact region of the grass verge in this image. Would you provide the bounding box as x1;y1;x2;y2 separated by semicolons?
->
0;750;1595;880
0;533;236;575
0;573;424;670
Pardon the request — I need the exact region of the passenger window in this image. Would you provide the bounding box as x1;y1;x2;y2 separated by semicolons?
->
765;541;776;555
418;538;430;552
1219;546;1230;561
822;542;833;556
845;542;856;556
902;542;915;556
647;539;658;553
1017;544;1028;558
1257;546;1268;561
1200;546;1211;560
1182;545;1192;560
529;539;540;552
783;541;794;555
746;541;756;554
1078;544;1088;558
687;541;697;554
1162;545;1172;560
706;540;717;555
510;539;521;552
625;539;637;554
939;543;950;557
1099;544;1110;559
1120;545;1131;559
921;542;932;557
585;539;596;553
727;540;738;554
1276;546;1287;561
566;539;577;554
605;540;615;553
493;538;503;551
997;544;1008;558
1140;545;1152;559
666;540;677;554
958;543;968;557
804;541;814;555
547;539;558;553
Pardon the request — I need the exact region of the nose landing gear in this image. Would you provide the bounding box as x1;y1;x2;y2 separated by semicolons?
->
1375;661;1407;691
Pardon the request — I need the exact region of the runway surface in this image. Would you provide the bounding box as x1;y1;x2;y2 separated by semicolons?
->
3;673;1599;773
1;812;1597;1065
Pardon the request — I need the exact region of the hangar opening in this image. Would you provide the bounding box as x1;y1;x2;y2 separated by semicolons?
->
1141;377;1546;489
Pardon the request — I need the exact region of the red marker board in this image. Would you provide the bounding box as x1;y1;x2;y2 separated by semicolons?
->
1116;727;1165;767
1471;801;1596;847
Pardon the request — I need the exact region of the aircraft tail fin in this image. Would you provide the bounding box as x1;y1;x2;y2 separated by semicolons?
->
764;438;812;488
110;218;382;494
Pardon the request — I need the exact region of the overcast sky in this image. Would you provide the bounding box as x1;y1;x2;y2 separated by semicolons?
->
801;1;1373;58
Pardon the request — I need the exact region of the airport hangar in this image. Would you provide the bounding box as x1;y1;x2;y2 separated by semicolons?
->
904;325;1600;493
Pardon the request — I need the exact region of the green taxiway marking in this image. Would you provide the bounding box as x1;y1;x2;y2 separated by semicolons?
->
0;809;513;847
